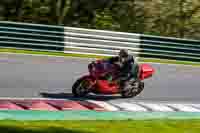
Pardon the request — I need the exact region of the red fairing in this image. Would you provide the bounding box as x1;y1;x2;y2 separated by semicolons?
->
139;64;155;80
88;60;119;79
96;80;119;94
88;60;120;94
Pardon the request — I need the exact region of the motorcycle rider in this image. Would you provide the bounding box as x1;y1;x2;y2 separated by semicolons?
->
106;49;139;92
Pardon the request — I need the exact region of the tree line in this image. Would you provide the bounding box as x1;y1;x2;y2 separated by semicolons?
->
0;0;200;39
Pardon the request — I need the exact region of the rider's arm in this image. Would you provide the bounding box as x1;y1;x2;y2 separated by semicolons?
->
120;56;138;80
106;56;119;64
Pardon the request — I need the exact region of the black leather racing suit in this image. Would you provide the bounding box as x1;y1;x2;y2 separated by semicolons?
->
107;55;139;90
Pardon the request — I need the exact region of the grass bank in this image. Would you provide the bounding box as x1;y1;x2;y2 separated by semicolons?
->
0;48;200;66
0;120;199;133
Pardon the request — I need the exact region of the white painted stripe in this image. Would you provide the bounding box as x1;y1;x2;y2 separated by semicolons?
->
87;100;119;111
167;104;200;112
65;26;140;36
139;103;174;112
190;104;200;110
64;51;115;56
112;103;147;112
68;42;140;51
68;32;140;42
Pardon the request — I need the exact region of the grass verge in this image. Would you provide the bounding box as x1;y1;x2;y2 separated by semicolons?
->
0;120;199;133
0;48;105;59
0;48;200;66
139;58;200;66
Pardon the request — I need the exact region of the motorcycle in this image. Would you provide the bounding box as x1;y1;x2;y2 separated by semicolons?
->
72;59;155;98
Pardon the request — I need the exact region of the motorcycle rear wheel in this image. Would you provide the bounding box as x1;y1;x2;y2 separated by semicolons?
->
72;77;90;97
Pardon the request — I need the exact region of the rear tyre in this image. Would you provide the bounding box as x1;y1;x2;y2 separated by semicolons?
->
121;81;144;98
72;77;90;97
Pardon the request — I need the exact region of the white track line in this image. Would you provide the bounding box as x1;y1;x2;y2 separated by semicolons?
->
112;102;147;112
167;104;200;112
138;103;174;112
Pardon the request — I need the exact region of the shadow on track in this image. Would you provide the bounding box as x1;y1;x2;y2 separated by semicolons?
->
39;92;122;101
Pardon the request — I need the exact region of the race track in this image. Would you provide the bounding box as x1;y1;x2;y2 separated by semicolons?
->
0;53;200;103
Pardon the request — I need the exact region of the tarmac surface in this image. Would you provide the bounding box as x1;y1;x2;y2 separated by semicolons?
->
0;53;200;103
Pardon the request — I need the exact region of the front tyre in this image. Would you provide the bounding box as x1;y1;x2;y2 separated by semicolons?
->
121;81;144;98
72;77;91;97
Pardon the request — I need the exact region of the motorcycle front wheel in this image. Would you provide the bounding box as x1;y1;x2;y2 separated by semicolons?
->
121;81;144;98
72;77;91;97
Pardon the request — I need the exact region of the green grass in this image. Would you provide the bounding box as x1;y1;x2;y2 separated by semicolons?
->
139;58;200;66
0;120;199;133
0;48;200;66
0;48;105;59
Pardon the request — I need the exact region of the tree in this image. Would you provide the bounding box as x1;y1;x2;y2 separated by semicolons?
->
0;0;199;39
65;0;114;27
49;0;71;25
0;0;24;21
109;0;148;33
93;8;119;30
144;0;200;39
177;0;200;38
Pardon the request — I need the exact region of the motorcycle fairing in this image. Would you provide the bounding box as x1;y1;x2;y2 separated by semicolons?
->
139;64;155;80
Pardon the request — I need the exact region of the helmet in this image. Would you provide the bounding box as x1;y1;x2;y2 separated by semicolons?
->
119;49;128;58
118;49;129;63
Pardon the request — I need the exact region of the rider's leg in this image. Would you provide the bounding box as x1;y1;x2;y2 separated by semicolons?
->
119;76;129;92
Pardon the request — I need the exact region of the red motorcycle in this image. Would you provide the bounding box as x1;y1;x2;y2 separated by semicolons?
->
72;59;155;98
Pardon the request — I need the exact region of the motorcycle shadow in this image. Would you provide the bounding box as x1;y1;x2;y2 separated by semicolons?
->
39;92;122;101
